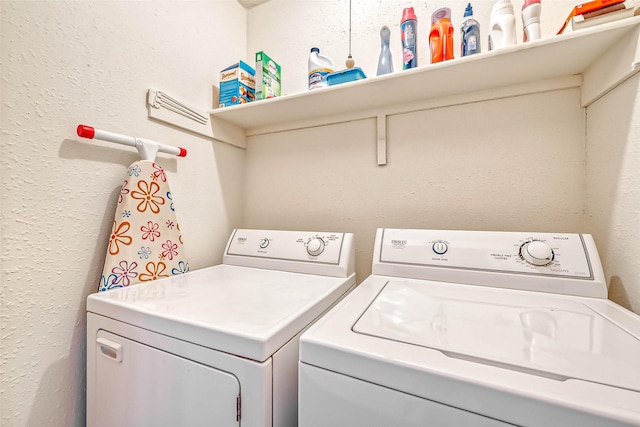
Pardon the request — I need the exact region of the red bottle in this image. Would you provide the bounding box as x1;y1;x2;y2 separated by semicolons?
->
401;7;418;69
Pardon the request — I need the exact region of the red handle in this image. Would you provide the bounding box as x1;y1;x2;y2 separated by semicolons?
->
77;124;95;139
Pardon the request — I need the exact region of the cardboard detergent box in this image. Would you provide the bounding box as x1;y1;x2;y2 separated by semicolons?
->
255;51;281;100
219;60;255;107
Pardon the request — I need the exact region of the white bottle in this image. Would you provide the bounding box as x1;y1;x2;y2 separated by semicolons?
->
522;0;542;42
489;0;516;51
308;47;335;90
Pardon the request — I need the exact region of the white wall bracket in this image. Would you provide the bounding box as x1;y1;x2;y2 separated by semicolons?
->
377;115;387;166
582;23;640;106
147;89;246;149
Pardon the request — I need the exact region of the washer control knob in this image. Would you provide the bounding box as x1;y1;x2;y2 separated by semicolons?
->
259;238;269;249
520;240;554;266
306;238;325;257
432;241;448;255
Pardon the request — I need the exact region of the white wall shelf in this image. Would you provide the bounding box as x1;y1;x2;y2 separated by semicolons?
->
210;16;640;160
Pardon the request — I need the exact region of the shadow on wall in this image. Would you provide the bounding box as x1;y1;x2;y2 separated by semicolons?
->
586;74;640;314
28;180;121;426
33;139;142;426
28;182;122;426
26;308;87;427
609;276;632;311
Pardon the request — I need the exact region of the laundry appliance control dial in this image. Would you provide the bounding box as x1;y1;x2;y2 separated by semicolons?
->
432;241;448;255
306;237;326;256
520;240;554;266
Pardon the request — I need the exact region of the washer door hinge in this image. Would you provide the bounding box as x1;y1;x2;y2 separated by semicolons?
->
236;394;241;422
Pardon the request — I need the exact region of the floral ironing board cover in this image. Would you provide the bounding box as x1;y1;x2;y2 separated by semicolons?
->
99;160;189;292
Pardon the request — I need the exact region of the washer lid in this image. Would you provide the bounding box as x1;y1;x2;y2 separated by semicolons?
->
88;265;353;362
352;280;640;392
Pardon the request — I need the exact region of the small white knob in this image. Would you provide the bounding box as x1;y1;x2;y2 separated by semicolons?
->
521;240;553;266
259;238;269;249
432;241;448;255
307;238;325;256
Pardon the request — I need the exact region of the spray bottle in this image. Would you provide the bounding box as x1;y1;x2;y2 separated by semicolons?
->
460;3;481;56
400;7;418;69
377;26;394;76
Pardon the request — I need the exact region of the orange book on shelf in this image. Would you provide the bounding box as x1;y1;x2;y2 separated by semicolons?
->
557;0;626;33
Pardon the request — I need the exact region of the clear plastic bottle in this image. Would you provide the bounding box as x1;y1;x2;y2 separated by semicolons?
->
377;26;394;76
308;47;335;90
400;7;418;69
460;3;481;57
489;0;517;51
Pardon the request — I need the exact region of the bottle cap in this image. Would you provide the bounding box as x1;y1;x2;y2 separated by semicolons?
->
380;26;391;43
492;0;514;14
522;0;541;10
464;3;473;17
310;47;320;53
401;7;417;24
431;7;451;24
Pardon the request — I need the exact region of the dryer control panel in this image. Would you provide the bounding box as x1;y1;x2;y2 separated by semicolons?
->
223;229;355;278
373;229;607;298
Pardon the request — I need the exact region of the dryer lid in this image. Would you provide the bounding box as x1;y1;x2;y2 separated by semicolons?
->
352;280;640;392
88;264;353;362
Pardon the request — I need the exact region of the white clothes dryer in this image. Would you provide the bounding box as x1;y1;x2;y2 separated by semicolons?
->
299;228;640;427
87;229;355;427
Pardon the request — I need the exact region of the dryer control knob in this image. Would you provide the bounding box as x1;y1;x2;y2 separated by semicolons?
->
520;240;554;266
432;241;448;255
259;238;269;249
306;238;325;257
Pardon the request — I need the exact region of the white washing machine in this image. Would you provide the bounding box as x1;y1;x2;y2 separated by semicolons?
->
86;229;355;427
299;228;640;427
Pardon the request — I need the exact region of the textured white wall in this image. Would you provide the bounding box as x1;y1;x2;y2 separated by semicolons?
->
585;74;640;313
0;1;246;425
244;89;586;283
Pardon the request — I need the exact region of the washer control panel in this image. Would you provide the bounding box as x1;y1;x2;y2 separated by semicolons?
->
226;229;346;264
379;228;593;278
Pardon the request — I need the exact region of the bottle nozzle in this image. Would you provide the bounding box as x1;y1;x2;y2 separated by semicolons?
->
380;26;390;44
464;3;473;17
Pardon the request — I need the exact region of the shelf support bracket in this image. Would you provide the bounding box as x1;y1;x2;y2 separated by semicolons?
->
377;114;387;166
582;24;640;106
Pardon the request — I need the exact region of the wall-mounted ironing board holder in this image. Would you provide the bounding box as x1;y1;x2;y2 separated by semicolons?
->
76;124;187;162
